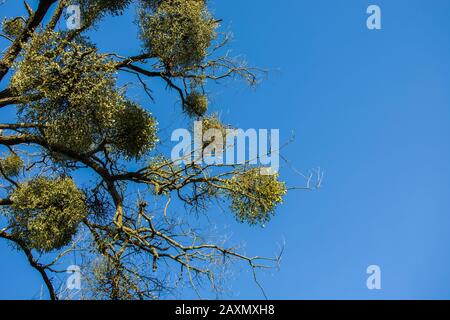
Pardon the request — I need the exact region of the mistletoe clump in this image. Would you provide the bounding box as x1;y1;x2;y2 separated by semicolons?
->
225;169;287;225
0;154;23;177
140;0;218;68
197;113;229;150
1;17;25;39
10;31;159;158
185;91;208;117
84;257;148;300
69;0;134;25
10;31;122;153
9;177;88;252
109;101;158;159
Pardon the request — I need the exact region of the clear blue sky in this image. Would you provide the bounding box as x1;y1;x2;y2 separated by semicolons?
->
2;0;450;299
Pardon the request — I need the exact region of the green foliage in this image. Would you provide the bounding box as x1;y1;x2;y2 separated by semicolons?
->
197;113;228;150
69;0;133;25
201;114;226;132
83;0;133;15
225;169;286;225
185;91;208;117
9;177;88;252
11;31;121;153
139;0;217;68
1;17;25;38
0;154;23;177
86;257;143;300
109;101;158;159
10;31;159;157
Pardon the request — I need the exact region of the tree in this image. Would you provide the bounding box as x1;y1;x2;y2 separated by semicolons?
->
0;0;320;300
